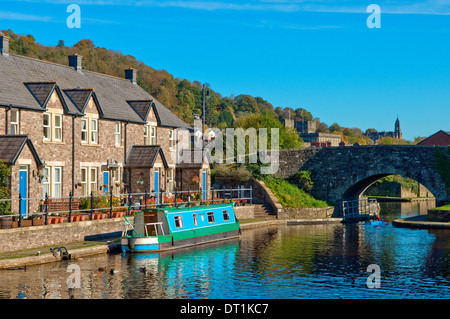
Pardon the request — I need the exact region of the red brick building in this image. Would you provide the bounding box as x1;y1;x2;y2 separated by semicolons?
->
417;130;450;146
0;33;210;215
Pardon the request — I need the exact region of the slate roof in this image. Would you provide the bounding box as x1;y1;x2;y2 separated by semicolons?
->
124;145;168;168
0;135;43;166
0;54;190;128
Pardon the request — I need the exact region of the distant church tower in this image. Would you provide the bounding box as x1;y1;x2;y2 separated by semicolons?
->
394;117;402;139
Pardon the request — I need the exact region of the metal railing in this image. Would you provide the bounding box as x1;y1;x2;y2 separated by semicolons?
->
341;198;380;221
0;187;253;228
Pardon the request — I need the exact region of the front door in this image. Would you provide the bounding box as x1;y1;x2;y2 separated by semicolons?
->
154;168;159;205
19;166;28;217
103;171;109;194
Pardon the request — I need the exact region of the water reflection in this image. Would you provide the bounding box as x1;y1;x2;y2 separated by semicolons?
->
0;217;449;299
379;199;435;221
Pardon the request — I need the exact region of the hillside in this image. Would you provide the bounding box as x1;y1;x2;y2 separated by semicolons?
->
1;29;417;145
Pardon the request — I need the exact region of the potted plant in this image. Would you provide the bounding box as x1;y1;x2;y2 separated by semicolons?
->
31;214;45;226
0;214;14;229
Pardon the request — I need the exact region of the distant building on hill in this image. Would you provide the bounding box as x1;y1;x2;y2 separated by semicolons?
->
281;118;341;147
417;130;450;146
366;117;403;143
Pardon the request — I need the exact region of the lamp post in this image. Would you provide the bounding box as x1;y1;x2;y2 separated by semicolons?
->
202;83;210;144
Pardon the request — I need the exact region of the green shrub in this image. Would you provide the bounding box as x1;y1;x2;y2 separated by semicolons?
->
0;161;11;215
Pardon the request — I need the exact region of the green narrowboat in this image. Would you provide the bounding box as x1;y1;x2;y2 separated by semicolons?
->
121;203;241;253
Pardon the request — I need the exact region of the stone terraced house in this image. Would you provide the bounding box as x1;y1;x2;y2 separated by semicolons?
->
0;33;211;215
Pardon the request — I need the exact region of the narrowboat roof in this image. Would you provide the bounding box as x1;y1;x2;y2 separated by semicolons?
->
146;203;235;214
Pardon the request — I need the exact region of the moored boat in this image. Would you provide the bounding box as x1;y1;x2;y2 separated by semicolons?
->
121;203;240;253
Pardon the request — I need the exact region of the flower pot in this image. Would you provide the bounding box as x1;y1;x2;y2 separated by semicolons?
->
21;220;33;227
0;217;13;229
32;218;45;226
79;215;86;221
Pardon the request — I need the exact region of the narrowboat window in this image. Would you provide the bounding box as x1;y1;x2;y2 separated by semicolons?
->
174;215;183;228
223;210;230;221
193;213;198;226
207;212;215;223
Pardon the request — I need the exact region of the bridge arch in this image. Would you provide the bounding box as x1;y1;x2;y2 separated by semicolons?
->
276;146;450;213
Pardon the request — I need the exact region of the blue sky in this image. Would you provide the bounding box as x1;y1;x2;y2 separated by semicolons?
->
1;0;450;140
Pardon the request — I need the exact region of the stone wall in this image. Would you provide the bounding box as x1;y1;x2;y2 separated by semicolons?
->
278;206;335;219
0;218;127;254
234;206;254;219
428;209;450;222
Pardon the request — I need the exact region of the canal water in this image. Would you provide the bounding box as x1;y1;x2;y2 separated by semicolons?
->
1;200;449;299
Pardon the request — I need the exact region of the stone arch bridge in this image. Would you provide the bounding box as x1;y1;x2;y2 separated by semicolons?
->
272;146;449;214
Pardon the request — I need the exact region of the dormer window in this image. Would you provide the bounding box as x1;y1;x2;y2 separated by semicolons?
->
91;119;98;144
43;113;51;140
144;125;156;145
114;122;121;146
81;119;88;143
169;129;175;148
54;114;62;141
42;110;63;143
10;109;19;134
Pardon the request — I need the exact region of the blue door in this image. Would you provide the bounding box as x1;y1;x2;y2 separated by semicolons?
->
202;170;206;201
154;169;159;205
103;171;109;194
19;166;28;216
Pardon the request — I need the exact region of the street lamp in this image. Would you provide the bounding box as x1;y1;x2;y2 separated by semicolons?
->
202;83;210;143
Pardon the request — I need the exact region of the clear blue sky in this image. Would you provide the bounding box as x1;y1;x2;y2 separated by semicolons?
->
1;0;450;141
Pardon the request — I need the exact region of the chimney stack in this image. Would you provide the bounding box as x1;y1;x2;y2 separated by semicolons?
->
0;32;9;56
125;68;137;84
68;54;83;72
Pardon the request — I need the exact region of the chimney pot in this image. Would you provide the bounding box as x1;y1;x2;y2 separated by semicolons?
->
125;68;137;84
0;33;10;56
69;54;83;72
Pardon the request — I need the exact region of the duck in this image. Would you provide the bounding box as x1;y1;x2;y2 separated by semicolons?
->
110;269;119;274
98;267;107;272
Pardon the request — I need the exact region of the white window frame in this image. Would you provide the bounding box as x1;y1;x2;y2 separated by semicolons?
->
207;211;215;223
174;215;183;228
193;213;198;226
43;113;51;141
167;169;174;192
81;119;88;143
81;167;88;196
169;129;175;148
144;126;149;145
90;167;97;194
223;210;230;221
53;167;62;198
91;119;98;144
10;109;19;134
42;167;50;198
54;114;62;142
114;122;121;146
149;125;156;145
